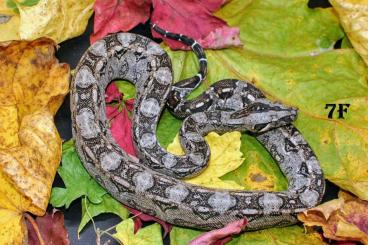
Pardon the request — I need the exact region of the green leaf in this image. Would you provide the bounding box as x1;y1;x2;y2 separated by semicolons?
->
217;0;344;56
113;218;163;245
170;225;324;245
6;0;18;13
161;0;368;201
228;226;324;245
341;35;353;49
115;80;136;100
50;140;107;208
19;0;39;6
78;195;129;234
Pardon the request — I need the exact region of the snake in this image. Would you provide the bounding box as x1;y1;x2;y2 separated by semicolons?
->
70;26;325;230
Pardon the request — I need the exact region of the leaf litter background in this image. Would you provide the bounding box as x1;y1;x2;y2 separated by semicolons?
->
10;0;365;244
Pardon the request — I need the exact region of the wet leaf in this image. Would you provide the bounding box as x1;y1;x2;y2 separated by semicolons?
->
0;0;94;43
330;0;368;66
78;195;129;235
298;191;368;244
113;218;163;245
26;210;69;245
167;132;245;189
160;0;368;201
50;140;107;208
0;38;69;244
91;0;151;44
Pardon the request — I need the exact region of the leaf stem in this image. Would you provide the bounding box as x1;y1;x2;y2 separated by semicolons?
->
24;213;45;245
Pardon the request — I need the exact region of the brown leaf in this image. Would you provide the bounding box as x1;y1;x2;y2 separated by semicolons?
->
26;210;69;245
298;191;368;244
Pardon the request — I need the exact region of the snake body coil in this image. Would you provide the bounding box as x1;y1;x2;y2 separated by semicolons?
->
71;31;325;230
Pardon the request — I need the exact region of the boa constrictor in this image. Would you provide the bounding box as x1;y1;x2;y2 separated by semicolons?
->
71;26;325;230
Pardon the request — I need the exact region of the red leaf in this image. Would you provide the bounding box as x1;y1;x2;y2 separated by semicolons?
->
126;206;173;237
91;0;151;44
151;0;241;49
107;105;136;156
105;82;121;103
26;210;69;245
188;219;247;245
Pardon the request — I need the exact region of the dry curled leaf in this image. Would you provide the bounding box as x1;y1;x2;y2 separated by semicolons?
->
298;191;368;244
0;38;69;243
330;0;368;66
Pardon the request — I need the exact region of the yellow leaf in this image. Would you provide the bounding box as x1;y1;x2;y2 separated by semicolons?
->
18;0;94;43
167;132;245;189
0;38;69;243
114;218;163;245
0;209;26;244
298;191;368;244
330;0;368;66
0;14;20;42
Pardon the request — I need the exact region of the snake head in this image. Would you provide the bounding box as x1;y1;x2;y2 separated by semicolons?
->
229;99;298;133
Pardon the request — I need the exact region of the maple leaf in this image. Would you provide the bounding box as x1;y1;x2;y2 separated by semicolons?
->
167;131;245;189
298;191;368;244
50;140;107;208
0;38;69;243
125;206;172;237
26;210;69;245
91;0;151;44
90;0;241;49
151;0;241;49
78;195;129;235
113;218;163;245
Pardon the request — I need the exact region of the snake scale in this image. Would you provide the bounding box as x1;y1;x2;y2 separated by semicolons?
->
71;25;325;230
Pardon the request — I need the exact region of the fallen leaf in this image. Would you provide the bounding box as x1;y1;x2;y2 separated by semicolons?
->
51;140;131;237
188;219;247;245
298;191;368;244
159;0;368;201
107;105;136;156
0;38;69;244
90;0;241;49
91;0;151;44
26;210;69;245
113;218;163;245
167;132;245;189
0;209;27;244
0;0;94;43
6;0;40;13
78;195;129;235
151;0;241;49
50;140;107;209
170;225;325;245
105;82;122;103
126;206;172;237
330;0;368;66
0;14;20;41
221;134;288;192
